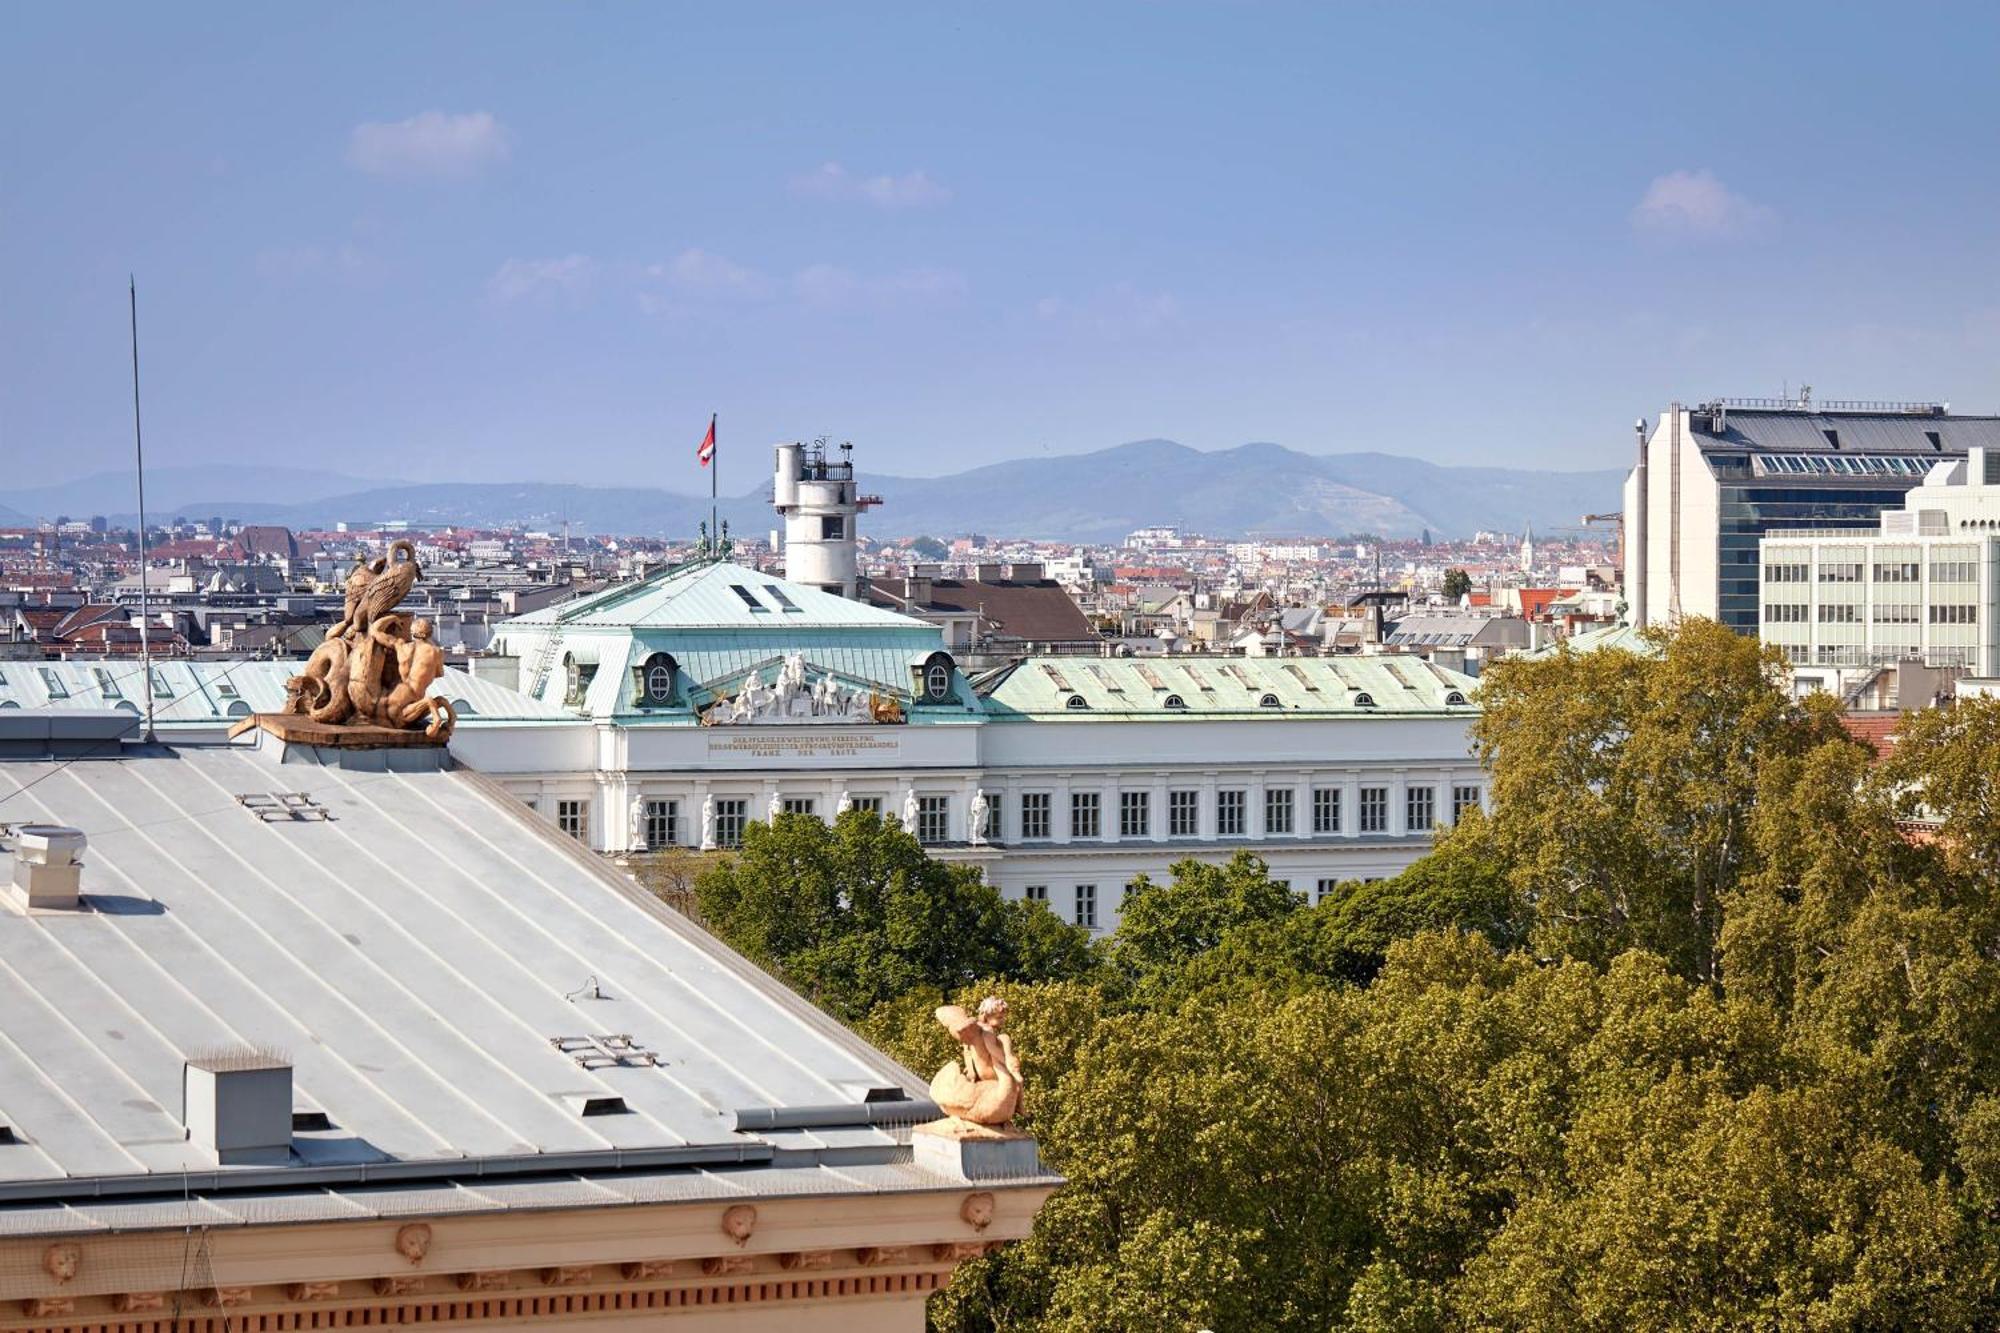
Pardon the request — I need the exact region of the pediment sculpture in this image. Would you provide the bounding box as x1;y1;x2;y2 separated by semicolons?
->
700;652;904;726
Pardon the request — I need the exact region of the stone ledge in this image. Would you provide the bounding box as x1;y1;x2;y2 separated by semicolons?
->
912;1125;1043;1181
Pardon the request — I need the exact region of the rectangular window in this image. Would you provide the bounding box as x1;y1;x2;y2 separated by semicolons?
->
1217;789;1246;838
643;799;678;849
1817;603;1859;623
1119;790;1150;838
715;798;748;848
1312;787;1340;834
149;667;174;698
1873;603;1919;624
917;795;950;844
1316;877;1339;905
1873;562;1920;583
1817;563;1862;583
1930;560;1977;583
781;797;818;817
1071;791;1101;840
1407;785;1436;832
1074;884;1097;929
1452;785;1481;821
1265;787;1294;835
38;668;68;699
849;795;883;816
1929;605;1979;624
821;515;845;540
1020;792;1052;840
1024;883;1049;904
92;667;122;699
1763;563;1809;584
1763;603;1808;624
557;799;588;842
1360;786;1389;833
1168;789;1199;837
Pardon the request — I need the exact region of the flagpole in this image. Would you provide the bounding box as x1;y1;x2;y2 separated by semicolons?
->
129;277;156;744
709;413;718;554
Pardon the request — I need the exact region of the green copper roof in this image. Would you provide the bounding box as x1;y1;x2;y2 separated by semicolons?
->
975;654;1479;720
1523;621;1663;659
506;560;926;631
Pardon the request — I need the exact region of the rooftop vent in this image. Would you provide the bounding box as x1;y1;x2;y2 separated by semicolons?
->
10;825;85;911
184;1050;293;1165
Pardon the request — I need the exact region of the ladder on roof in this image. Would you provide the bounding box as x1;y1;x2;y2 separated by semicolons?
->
525;630;565;701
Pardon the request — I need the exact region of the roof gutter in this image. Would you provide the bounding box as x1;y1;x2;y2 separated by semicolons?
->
0;1139;776;1208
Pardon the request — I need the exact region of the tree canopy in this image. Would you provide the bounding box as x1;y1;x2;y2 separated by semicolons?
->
686;620;2000;1328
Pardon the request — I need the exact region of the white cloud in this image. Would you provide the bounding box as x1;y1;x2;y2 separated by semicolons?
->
1035;283;1181;336
347;111;511;180
1631;169;1775;240
790;161;951;209
487;254;596;305
646;248;775;298
793;263;967;308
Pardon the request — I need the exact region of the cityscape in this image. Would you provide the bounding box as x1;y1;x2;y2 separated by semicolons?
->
6;5;2000;1331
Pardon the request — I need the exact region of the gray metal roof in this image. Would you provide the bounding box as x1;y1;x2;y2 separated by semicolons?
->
1691;408;2000;456
0;740;936;1202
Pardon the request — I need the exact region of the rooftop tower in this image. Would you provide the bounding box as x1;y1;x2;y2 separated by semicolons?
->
774;439;877;598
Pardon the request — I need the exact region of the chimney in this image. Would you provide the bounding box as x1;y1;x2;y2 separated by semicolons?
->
9;825;85;911
905;574;932;605
977;562;1006;582
1009;562;1045;582
184;1051;294;1165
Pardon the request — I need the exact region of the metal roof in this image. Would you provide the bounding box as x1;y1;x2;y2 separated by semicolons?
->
0;741;931;1200
0;660;568;725
504;561;925;631
1691;408;2000;456
975;654;1477;718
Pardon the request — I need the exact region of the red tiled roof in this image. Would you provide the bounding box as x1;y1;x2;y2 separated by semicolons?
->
1840;713;1901;761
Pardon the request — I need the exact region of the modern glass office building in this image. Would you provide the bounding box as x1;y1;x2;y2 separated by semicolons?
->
1624;400;2000;634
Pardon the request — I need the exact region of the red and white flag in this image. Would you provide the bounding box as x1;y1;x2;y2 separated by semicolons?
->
696;415;716;467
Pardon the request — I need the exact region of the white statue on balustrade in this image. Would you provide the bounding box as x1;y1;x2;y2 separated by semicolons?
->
700;793;716;850
969;791;989;846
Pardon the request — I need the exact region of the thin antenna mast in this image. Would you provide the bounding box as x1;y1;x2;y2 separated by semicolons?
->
128;277;156;743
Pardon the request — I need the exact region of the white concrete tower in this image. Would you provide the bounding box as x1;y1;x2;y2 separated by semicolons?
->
774;439;869;597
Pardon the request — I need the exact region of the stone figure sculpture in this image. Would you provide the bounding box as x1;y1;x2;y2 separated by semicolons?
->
767;791;783;824
902;789;920;831
281;541;454;741
969;791;990;845
836;791;853;816
629;793;647;849
700;794;716;850
927;997;1022;1132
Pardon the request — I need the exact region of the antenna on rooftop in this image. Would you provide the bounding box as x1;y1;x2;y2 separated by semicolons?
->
128;277;156;744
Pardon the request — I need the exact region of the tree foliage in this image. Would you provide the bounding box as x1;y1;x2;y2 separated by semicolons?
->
1441;568;1473;600
686;621;2000;1329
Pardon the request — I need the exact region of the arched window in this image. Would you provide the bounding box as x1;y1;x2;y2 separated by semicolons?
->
917;651;956;703
226;700;252;718
1258;693;1281;709
1444;690;1469;707
1163;694;1186;710
637;651;678;706
1065;694;1090;710
451;698;476;716
1352;691;1376;708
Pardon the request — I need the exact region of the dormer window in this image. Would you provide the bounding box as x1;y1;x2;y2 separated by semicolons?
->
729;584;769;612
637;652;678;707
1353;691;1376;708
1444;690;1469;707
1065;694;1089;710
1258;693;1281;709
916;651;956;703
1163;694;1186;710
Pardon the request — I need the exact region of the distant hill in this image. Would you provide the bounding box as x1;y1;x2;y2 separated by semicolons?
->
0;464;389;525
3;442;1624;540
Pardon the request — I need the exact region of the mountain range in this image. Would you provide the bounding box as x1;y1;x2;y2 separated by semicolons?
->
0;441;1624;541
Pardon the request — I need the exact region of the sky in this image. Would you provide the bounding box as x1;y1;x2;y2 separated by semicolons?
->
6;2;2000;491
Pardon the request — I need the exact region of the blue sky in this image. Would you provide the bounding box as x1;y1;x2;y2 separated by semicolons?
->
6;3;2000;489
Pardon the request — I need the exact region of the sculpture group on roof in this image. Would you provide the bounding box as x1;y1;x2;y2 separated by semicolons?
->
283;540;456;741
701;652;904;726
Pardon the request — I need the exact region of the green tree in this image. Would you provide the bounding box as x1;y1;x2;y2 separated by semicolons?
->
694;810;1094;1021
1441;568;1473;600
1472;617;1844;981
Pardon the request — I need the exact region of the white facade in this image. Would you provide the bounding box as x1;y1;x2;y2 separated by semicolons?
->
1759;448;2000;675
